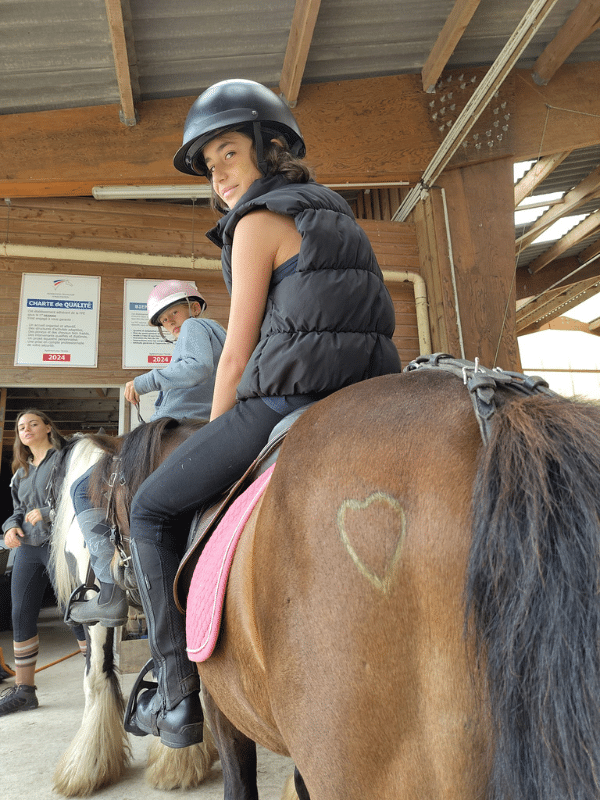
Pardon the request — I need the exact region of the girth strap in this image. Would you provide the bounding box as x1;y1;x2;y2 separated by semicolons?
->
405;353;558;445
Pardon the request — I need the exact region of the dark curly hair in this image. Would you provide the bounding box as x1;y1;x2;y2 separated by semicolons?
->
206;125;314;212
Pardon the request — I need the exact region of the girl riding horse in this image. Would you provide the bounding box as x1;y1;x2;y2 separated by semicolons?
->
124;78;401;748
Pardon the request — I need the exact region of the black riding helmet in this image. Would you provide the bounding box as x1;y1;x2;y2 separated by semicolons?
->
173;79;306;178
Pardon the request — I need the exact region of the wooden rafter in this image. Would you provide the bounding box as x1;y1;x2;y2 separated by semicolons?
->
528;207;600;273
516;274;600;333
104;0;137;126
517;250;600;300
516;165;600;250
279;0;322;107
421;0;483;93
514;150;571;207
1;65;599;199
532;0;600;85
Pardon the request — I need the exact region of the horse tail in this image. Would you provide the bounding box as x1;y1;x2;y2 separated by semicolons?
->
50;436;106;607
466;393;600;800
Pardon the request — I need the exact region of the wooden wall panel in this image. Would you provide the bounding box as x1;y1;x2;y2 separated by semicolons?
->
0;201;422;385
358;219;422;367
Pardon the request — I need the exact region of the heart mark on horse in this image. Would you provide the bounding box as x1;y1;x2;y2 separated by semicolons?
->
337;492;406;594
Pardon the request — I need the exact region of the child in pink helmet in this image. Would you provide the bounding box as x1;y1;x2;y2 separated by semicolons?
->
67;280;225;628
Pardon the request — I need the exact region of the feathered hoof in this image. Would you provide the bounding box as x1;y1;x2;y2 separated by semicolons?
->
145;723;218;790
281;771;300;800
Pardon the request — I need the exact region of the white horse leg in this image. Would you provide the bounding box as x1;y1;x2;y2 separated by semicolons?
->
51;437;218;793
53;624;130;796
145;724;218;790
51;439;131;796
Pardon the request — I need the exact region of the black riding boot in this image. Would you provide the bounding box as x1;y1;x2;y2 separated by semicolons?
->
124;537;203;748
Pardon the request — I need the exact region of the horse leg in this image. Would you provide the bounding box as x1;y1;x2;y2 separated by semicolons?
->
204;687;259;800
293;767;310;800
53;625;130;797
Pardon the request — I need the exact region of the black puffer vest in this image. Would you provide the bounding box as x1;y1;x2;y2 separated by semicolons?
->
206;175;401;400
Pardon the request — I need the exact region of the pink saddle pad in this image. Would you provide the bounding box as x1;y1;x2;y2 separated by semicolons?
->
186;464;275;662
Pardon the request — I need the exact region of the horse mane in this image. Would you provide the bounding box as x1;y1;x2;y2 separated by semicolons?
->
88;417;206;514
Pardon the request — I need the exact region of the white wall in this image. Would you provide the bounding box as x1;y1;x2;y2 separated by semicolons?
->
518;294;600;400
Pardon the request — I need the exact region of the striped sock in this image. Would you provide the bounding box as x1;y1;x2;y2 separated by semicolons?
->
13;636;39;670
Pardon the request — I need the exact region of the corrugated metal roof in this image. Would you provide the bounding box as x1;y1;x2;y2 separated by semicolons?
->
1;0;597;114
516;145;600;268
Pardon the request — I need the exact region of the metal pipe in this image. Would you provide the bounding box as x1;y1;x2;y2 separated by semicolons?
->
382;270;432;355
0;241;221;271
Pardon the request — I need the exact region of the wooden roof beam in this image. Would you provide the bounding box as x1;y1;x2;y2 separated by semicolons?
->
527;206;600;273
1;65;599;198
421;0;483;93
105;0;137;126
514;150;571;206
279;0;322;107
516;165;600;250
532;0;600;85
517;274;600;333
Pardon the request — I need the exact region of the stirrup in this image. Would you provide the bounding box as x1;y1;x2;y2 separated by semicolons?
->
64;583;99;625
124;658;157;736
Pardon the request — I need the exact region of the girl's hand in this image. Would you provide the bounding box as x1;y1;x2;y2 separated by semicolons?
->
3;527;24;548
25;508;43;526
124;380;140;405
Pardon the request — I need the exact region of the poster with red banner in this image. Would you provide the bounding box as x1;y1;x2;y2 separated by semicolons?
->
15;274;100;367
122;279;173;369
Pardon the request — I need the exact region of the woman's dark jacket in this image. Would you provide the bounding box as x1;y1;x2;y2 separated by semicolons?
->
2;448;59;546
206;175;402;400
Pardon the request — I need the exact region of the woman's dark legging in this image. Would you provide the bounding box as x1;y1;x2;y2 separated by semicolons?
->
11;541;85;642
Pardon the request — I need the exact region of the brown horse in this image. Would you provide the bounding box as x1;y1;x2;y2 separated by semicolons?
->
180;365;600;800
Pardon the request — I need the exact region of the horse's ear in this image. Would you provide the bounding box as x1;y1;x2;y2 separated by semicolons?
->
97;427;106;435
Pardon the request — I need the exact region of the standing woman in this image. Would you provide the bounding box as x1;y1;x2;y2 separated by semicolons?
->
0;410;86;715
124;79;402;747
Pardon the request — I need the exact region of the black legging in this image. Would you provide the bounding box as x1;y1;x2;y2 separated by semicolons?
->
129;397;288;555
11;541;85;642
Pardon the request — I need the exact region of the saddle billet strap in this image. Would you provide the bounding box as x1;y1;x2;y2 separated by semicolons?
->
173;429;290;613
404;353;559;445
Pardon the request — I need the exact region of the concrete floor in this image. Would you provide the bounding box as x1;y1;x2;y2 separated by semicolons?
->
0;605;293;800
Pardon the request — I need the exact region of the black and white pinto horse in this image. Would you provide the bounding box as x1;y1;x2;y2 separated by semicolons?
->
48;427;219;797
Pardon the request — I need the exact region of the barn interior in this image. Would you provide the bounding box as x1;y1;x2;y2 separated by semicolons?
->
1;0;599;480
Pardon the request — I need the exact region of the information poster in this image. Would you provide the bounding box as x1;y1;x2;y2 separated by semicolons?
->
15;274;100;367
123;279;173;369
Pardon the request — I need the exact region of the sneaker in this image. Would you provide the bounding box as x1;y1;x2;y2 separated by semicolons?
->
0;684;38;716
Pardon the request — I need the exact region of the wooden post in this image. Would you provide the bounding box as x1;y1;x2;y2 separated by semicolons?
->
414;158;521;370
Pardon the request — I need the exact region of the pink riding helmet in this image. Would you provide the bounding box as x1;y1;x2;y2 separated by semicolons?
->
147;279;207;326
